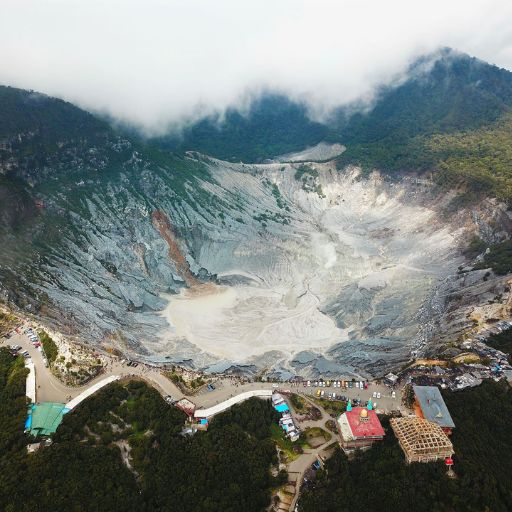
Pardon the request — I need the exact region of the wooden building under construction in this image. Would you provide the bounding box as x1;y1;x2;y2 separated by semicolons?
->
390;417;454;464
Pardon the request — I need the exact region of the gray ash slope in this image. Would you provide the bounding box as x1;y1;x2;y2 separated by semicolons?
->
1;82;511;378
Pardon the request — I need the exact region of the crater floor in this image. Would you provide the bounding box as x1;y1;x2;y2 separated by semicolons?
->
149;162;465;377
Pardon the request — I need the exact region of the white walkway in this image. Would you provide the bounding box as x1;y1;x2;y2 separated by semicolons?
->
65;375;121;410
25;359;36;403
194;389;273;418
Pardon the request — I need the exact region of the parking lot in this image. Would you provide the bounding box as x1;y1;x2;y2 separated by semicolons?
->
294;380;403;414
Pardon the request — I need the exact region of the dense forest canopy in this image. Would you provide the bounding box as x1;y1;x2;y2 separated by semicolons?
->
0;86;109;141
0;349;282;512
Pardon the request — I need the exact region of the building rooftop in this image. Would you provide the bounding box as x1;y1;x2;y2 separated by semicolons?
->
175;398;196;416
413;385;455;429
340;407;385;439
26;402;68;437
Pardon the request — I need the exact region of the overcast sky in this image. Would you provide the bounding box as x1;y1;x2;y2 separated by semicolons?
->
2;0;512;133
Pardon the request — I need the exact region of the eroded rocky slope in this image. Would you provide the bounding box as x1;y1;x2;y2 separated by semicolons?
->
4;141;509;377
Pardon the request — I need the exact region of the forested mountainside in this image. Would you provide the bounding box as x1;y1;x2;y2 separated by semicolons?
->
335;50;512;199
147;93;335;163
139;49;512;202
338;49;512;149
3;49;512;192
147;50;512;175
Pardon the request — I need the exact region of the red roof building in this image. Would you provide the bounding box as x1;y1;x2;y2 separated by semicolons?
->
337;406;385;452
174;398;196;417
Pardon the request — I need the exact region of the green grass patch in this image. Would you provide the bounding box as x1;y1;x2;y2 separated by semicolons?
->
311;397;346;417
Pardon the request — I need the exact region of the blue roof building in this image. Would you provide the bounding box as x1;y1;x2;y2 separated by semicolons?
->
413;385;455;432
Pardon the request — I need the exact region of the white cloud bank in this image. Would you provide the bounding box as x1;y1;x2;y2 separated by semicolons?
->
1;0;512;133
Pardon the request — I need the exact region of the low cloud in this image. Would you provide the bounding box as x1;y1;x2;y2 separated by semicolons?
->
1;0;512;133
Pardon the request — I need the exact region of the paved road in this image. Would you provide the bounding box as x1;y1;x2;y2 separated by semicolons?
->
1;332;403;416
3;330;405;512
1;332;183;402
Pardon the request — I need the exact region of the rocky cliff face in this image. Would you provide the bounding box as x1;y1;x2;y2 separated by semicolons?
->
4;138;508;378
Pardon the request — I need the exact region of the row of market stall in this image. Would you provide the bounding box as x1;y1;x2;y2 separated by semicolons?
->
272;392;300;442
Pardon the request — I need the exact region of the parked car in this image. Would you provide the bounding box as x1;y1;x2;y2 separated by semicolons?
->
320;390;325;397
307;380;311;387
348;381;353;388
391;391;396;399
355;382;360;389
372;391;377;398
316;389;321;397
377;392;381;399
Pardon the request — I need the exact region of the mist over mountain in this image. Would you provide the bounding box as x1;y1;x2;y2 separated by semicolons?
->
140;49;512;165
3;1;512;133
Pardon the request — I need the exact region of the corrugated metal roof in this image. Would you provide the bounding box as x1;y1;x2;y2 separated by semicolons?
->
413;385;455;428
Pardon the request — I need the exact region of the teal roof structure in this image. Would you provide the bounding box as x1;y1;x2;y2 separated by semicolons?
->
26;402;68;437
